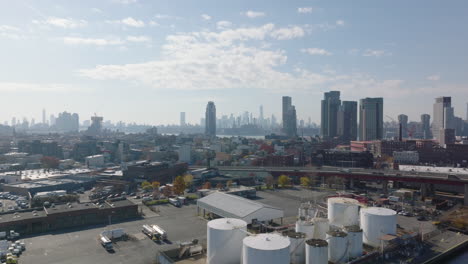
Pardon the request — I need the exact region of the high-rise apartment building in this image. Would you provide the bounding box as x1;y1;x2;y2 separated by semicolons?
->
205;101;216;136
421;114;432;139
432;97;454;140
337;101;358;141
282;96;297;137
398;114;409;138
180;112;186;127
321;91;341;138
55;112;79;132
359;97;383;141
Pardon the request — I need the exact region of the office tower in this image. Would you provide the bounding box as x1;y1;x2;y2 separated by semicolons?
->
271;114;277;127
56;112;79;132
421;114;432;139
180;112;186;127
398;114;409;138
11;117;16;126
282;96;297;137
439;128;455;146
337;101;358;141
321;91;341;138
86;115;103;136
432;97;454;140
50;114;56;126
205;101;216;136
259;105;264;127
282;96;292;128
42;109;46;124
359;97;383;141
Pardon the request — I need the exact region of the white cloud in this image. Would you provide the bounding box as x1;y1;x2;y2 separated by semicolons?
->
201;14;211;21
336;20;345;26
243;11;266;18
154;14;182;20
363;49;390;57
91;8;102;13
427;74;441;81
301;48;332;56
79;24;407;97
63;37;124;46
149;21;159;27
270;26;305;40
107;17;145;27
112;0;137;4
0;25;19;31
127;35;151;43
0;25;24;39
298;7;313;14
34;17;88;29
216;21;233;30
0;82;83;93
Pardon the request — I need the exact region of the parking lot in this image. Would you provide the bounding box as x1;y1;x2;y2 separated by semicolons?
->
20;203;207;264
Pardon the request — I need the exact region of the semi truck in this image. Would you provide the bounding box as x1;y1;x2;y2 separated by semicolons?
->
152;225;168;241
169;198;181;207
142;224;168;241
99;235;113;251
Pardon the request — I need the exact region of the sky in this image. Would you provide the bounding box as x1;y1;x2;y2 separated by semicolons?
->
1;0;467;125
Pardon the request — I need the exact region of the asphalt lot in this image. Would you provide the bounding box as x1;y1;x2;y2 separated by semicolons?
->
20;203;207;264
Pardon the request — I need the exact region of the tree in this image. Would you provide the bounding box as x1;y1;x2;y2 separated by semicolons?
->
278;175;291;188
183;174;194;187
152;181;161;190
173;175;186;195
300;176;310;187
162;185;173;197
141;181;152;191
265;175;275;189
41;156;59;169
202;182;212;189
226;180;233;188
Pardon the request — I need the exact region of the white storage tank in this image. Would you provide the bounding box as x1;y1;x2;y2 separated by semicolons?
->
326;230;348;264
286;231;306;264
344;225;363;259
295;220;315;239
360;207;397;247
327;197;360;228
312;218;329;240
242;233;290;264
207;218;247;264
305;239;328;264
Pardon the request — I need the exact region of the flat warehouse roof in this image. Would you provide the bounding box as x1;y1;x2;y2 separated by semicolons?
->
197;192;283;223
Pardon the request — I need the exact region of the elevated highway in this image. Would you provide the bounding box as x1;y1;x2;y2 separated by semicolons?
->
189;165;468;204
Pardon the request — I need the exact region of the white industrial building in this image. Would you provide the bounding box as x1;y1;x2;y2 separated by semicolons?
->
85;154;105;168
177;144;192;163
197;192;284;224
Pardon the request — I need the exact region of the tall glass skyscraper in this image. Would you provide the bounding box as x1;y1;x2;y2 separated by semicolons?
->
359;97;383;141
321;91;341;138
205;101;216;136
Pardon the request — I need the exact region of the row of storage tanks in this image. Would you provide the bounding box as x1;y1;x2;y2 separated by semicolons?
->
207;197;397;264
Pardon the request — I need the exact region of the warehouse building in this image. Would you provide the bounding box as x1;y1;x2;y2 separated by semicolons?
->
0;199;138;235
197;192;283;224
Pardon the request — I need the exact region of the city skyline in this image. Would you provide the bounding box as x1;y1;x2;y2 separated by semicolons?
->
1;1;468;124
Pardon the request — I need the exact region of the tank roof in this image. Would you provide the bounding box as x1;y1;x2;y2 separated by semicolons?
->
207;218;247;230
306;239;328;247
361;207;396;216
285;231;306;239
243;233;290;251
344;225;362;232
327;197;360;205
326;230;348;237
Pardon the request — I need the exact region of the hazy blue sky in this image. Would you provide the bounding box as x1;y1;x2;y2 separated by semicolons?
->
1;0;467;125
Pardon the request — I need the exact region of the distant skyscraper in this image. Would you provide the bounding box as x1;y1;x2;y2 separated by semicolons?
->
259;105;264;127
432;97;454;140
466;102;468;121
205;101;216;136
42;109;46;124
321;91;341;138
50;114;56;126
398;114;409;138
180;112;186;127
421;114;431;139
337;101;357;141
86;115;103;136
359;97;383;141
55;112;79;132
11;117;16;126
282;96;297;137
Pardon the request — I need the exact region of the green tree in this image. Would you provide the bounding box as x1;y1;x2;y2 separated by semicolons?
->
173;176;186;195
300;176;310;187
183;174;194;187
278;175;291;188
152;181;161;189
